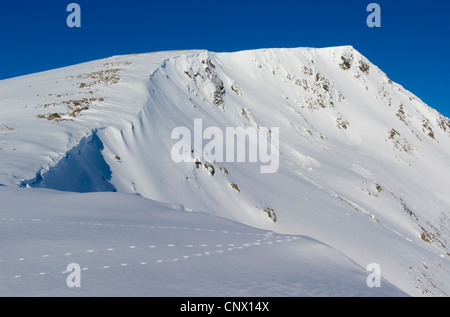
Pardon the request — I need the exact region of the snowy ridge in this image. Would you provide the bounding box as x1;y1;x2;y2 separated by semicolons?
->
1;46;449;296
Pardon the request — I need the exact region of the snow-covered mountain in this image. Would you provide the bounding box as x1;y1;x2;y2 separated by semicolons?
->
1;46;449;296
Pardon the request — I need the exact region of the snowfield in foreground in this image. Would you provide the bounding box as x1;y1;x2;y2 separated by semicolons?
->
0;187;406;296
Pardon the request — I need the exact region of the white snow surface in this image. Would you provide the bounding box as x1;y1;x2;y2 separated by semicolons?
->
0;187;406;296
0;46;449;296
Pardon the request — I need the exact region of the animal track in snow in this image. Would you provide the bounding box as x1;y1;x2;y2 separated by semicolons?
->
1;217;301;280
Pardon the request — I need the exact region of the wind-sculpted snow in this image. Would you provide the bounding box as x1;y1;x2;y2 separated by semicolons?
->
21;132;116;192
0;187;407;297
0;46;449;296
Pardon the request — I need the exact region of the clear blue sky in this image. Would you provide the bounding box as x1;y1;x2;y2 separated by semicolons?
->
1;0;449;117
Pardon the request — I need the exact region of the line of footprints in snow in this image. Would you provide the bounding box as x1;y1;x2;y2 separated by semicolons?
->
0;217;301;279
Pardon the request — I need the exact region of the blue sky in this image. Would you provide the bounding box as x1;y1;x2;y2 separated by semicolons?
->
1;0;449;117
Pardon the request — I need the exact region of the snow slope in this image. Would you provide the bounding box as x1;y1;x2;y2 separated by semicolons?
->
0;186;406;296
1;46;449;296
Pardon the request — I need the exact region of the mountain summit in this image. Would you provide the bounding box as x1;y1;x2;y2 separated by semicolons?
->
1;46;449;296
